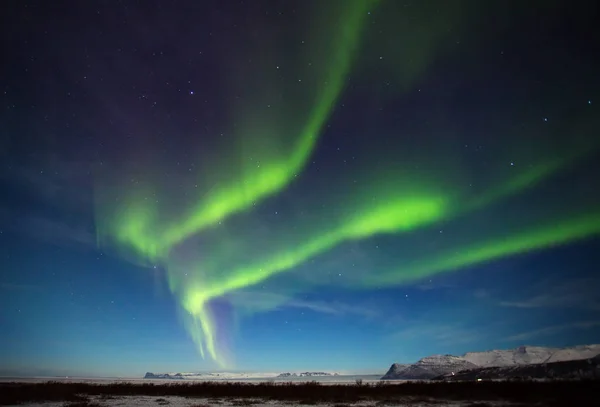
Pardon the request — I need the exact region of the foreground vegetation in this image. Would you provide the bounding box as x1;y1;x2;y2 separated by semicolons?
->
0;379;598;406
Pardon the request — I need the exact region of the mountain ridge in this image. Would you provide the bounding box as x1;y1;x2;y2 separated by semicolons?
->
434;353;600;381
382;344;600;380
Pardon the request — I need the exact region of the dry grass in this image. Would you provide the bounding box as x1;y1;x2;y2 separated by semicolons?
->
0;379;597;406
62;400;103;407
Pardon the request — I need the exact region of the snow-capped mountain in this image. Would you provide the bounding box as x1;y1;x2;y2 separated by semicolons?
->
381;355;477;380
544;344;600;363
463;344;600;367
277;372;339;377
144;372;280;380
379;363;410;379
144;372;184;379
382;344;600;380
143;371;340;380
435;353;600;381
462;346;556;367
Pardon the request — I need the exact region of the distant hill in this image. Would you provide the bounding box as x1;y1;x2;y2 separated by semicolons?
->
144;372;186;379
143;371;340;380
143;372;279;380
277;372;338;377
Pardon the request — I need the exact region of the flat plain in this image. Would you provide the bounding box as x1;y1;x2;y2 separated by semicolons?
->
1;378;597;407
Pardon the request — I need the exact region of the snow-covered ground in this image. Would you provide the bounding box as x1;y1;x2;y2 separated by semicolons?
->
0;375;384;385
3;394;516;407
144;372;282;380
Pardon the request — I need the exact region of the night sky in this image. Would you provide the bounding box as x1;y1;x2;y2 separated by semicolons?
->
1;0;600;378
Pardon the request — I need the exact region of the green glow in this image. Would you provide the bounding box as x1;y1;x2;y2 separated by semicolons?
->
95;0;376;262
183;193;448;312
358;1;468;90
161;2;373;248
94;178;164;263
93;0;599;369
469;141;600;212
95;1;377;367
183;303;218;362
371;212;600;287
179;144;590;315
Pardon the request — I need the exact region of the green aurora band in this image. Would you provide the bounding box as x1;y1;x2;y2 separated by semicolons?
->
372;212;600;287
96;0;377;263
96;0;378;366
94;1;600;367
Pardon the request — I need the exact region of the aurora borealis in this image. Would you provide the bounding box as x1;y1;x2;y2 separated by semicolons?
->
2;0;600;377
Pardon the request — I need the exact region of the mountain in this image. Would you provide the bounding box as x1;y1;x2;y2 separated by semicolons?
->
143;371;340;380
143;372;279;380
144;372;184;379
544;344;600;363
382;344;600;380
277;372;339;377
380;363;410;379
381;356;477;380
434;353;600;381
462;344;600;367
462;346;556;367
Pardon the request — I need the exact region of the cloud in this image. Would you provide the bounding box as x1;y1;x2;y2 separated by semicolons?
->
3;156;93;213
389;323;483;345
24;215;95;246
506;321;600;342
0;209;96;249
0;157;96;249
473;288;490;299
286;298;380;319
499;277;600;311
228;291;381;319
0;283;43;292
415;279;457;291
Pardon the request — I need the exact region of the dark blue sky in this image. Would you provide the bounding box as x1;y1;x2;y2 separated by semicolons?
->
1;0;599;377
